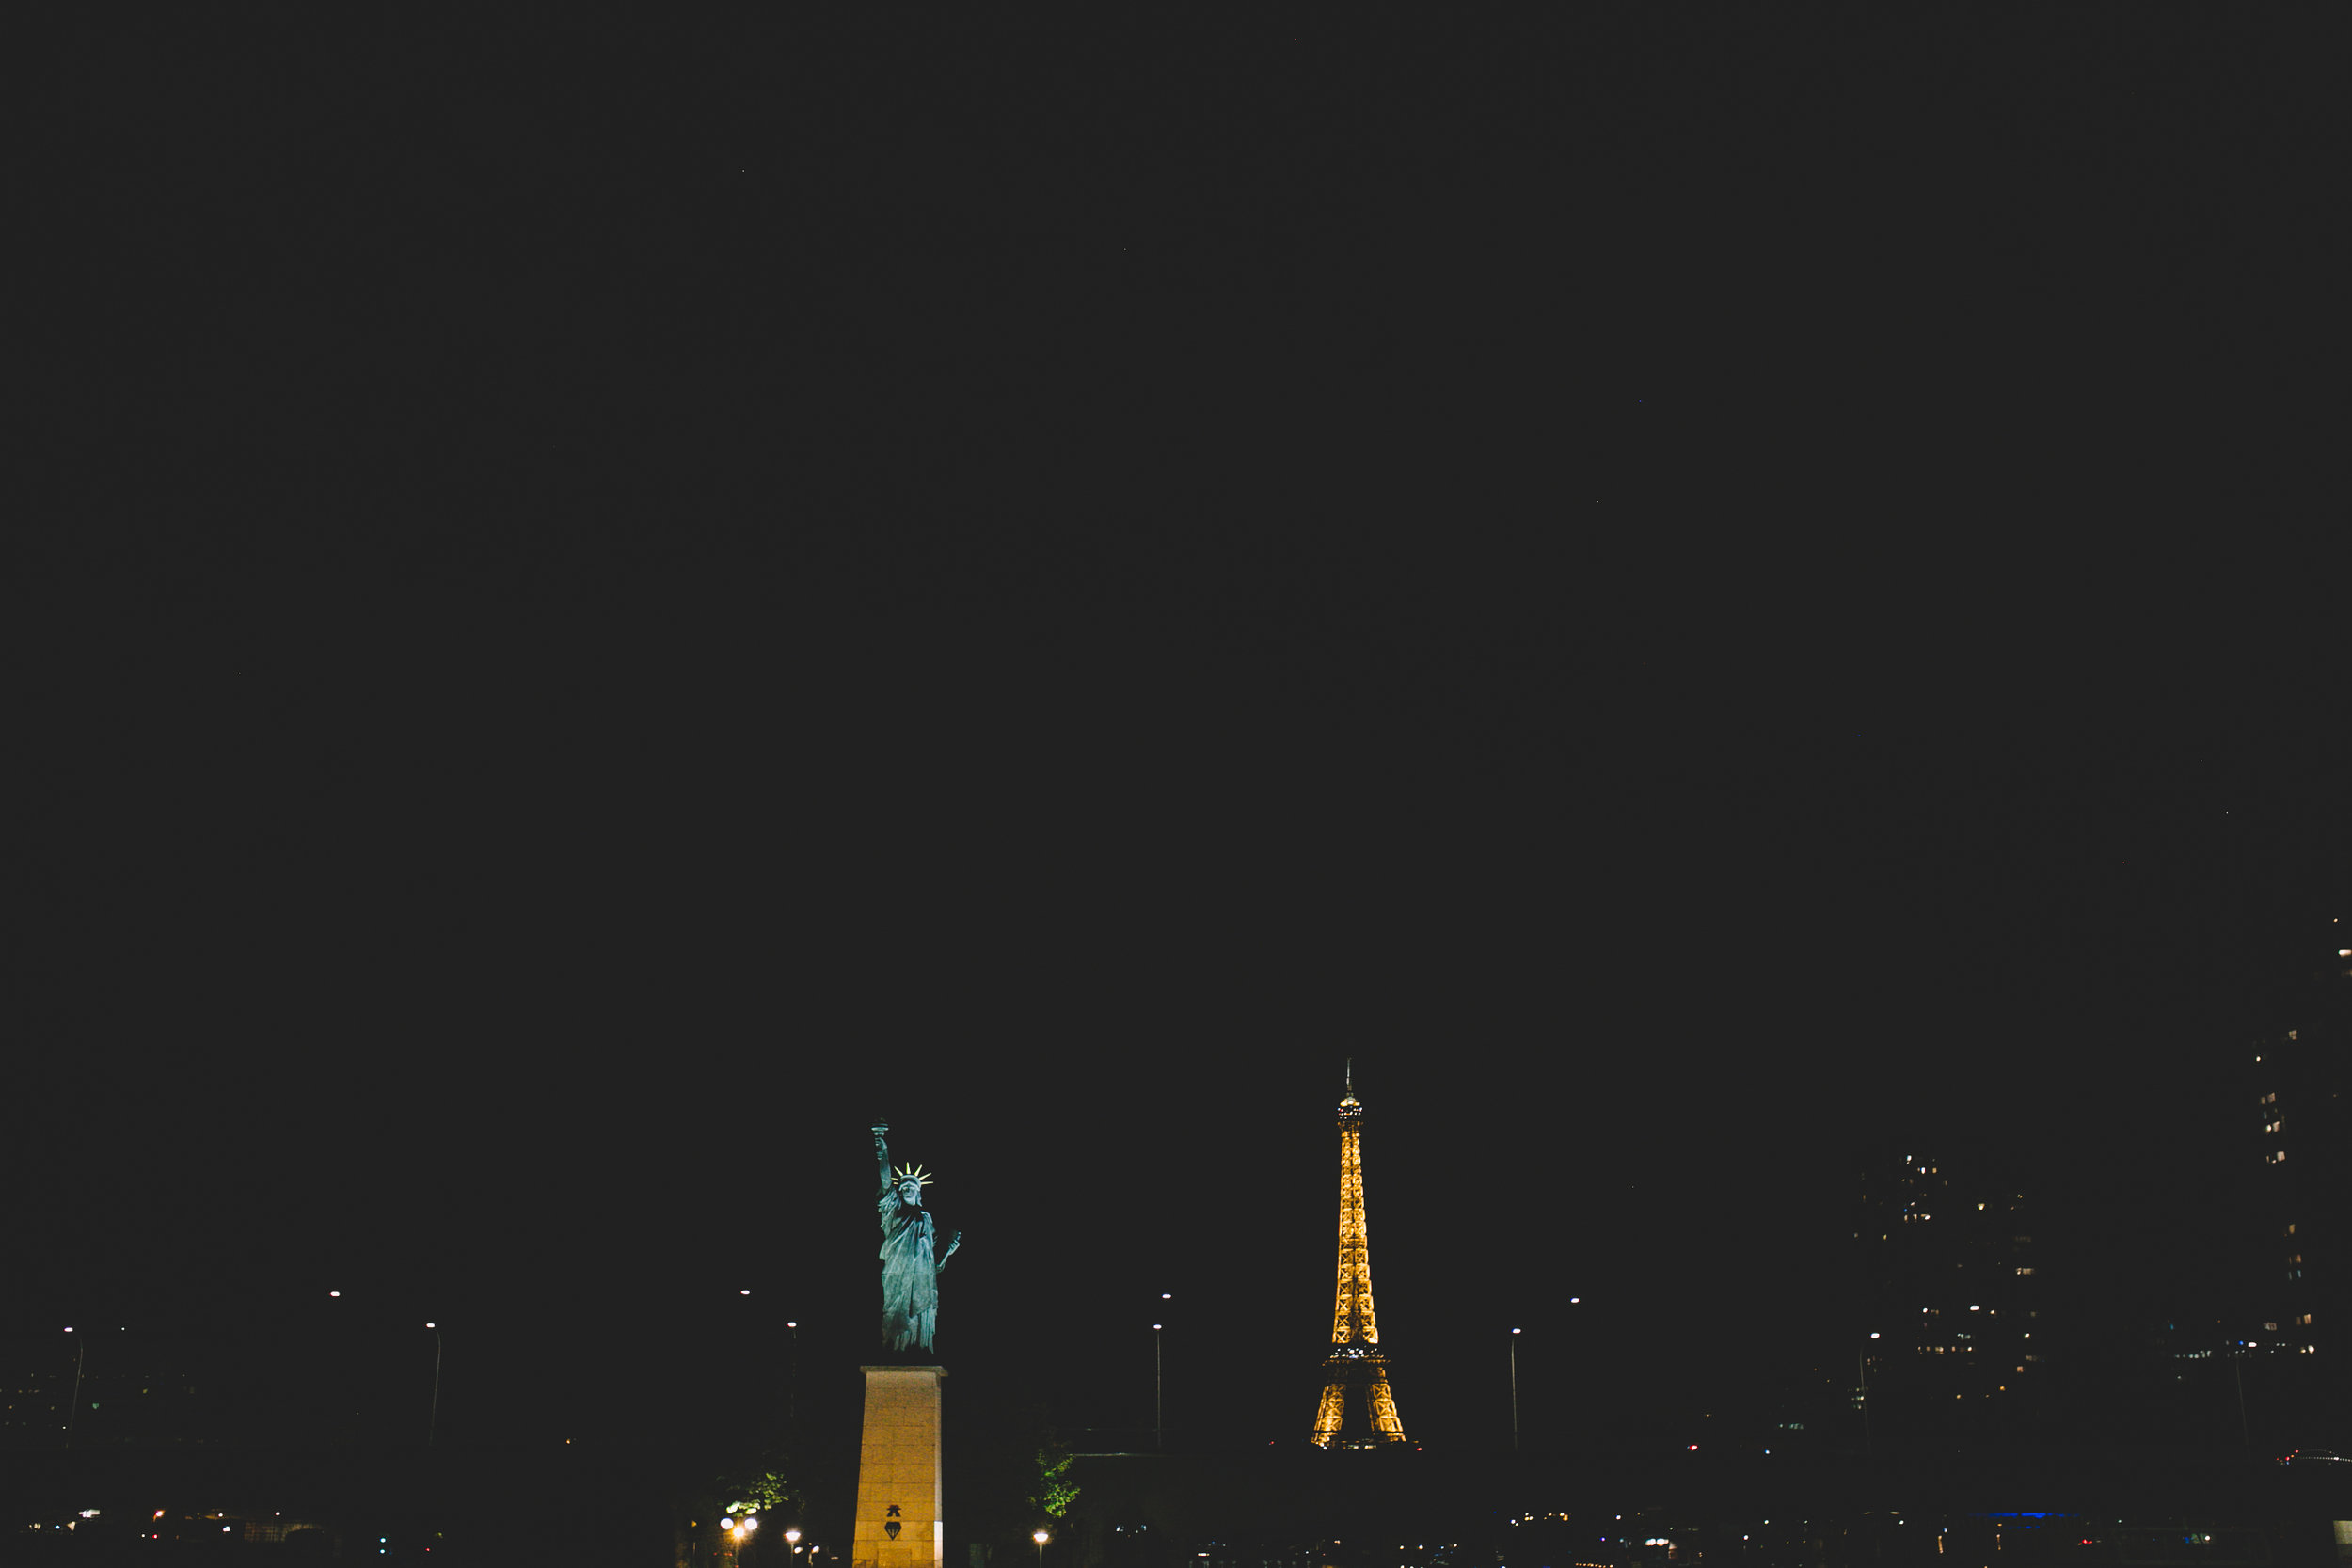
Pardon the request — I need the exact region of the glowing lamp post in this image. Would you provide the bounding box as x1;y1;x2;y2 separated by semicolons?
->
1035;1529;1051;1568
1509;1329;1521;1452
426;1323;442;1447
1860;1332;1879;1453
1156;1294;1171;1449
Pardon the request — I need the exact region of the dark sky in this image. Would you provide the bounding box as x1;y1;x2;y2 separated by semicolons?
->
10;13;2343;1465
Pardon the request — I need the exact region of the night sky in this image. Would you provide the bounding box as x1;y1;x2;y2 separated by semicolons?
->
11;12;2342;1477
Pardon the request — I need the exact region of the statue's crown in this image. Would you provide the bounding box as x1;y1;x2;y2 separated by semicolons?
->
893;1163;933;1189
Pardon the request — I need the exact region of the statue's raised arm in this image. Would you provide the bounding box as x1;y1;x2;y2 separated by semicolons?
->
872;1122;894;1195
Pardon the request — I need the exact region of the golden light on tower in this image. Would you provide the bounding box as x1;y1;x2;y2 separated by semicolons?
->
1311;1060;1407;1448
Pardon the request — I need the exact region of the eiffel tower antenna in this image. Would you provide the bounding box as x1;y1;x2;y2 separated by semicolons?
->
1311;1066;1406;1449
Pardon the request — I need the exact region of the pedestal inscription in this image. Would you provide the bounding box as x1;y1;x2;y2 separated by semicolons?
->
851;1365;946;1568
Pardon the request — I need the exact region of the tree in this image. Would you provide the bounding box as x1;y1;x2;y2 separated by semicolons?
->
1028;1432;1079;1522
714;1442;805;1525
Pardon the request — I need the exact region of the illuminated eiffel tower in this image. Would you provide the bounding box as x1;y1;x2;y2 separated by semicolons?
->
1311;1061;1407;1449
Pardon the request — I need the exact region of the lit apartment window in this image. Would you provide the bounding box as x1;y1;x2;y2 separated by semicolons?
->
2016;1267;2035;1275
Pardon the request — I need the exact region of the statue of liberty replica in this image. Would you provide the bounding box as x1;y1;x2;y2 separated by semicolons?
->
872;1122;961;1353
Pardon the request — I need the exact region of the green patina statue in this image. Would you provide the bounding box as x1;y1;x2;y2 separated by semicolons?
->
872;1122;961;1353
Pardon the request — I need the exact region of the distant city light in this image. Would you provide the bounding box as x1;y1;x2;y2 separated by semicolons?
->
740;1290;751;1295
329;1291;341;1298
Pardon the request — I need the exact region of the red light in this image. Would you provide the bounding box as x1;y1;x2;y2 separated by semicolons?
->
1688;1444;1698;1450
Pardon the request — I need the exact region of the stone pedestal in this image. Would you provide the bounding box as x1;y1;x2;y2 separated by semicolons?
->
851;1366;946;1568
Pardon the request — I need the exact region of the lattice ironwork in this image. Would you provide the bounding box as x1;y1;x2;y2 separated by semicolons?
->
1311;1064;1406;1447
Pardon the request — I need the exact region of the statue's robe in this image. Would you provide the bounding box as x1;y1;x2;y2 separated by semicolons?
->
878;1191;939;1352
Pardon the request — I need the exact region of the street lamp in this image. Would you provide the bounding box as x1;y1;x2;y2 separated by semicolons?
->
1859;1333;1879;1454
787;1528;803;1560
1034;1529;1050;1568
1509;1330;1521;1453
426;1324;443;1447
63;1329;86;1447
1152;1294;1171;1449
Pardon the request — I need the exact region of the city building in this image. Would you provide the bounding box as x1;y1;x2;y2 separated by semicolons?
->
2231;909;2352;1442
1854;1139;2047;1447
